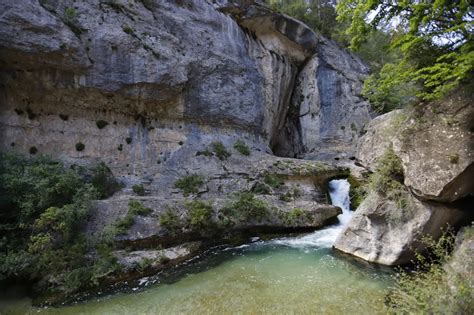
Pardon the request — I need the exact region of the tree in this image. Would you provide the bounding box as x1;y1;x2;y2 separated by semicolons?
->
267;0;340;39
337;0;474;106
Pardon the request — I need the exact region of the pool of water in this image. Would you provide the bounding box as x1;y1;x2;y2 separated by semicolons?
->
0;180;395;314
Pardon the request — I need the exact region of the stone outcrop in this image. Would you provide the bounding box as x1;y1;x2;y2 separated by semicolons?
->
335;191;466;265
356;90;474;202
335;88;473;265
274;37;371;160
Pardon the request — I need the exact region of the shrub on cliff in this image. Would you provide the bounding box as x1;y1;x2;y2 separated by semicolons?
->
211;142;231;161
186;200;214;229
223;192;269;223
174;174;204;196
233;140;250;156
0;153;119;296
386;228;473;314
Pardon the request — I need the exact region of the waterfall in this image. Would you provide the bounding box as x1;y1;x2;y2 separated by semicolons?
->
271;179;352;248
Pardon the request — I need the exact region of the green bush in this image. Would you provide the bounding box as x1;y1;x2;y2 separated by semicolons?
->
90;162;122;198
386;229;473;314
114;200;152;235
128;200;152;216
174;174;204;196
284;208;306;225
252;182;271;195
224;192;268;223
211;141;231;161
186;200;214;229
233;140;250;156
263;173;284;189
449;154;459;164
132;184;145;196
29;146;38;154
159;208;181;233
0;153;120;296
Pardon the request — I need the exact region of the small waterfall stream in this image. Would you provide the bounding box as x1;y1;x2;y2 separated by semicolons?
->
271;178;352;248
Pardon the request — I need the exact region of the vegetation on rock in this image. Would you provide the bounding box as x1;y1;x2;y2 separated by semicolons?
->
263;173;284;189
223;192;269;223
386;227;474;314
337;0;473;110
159;208;182;234
132;184;145;196
174;174;204;196
0;154;119;297
186;200;214;229
233;140;250;156
114;200;152;235
211;141;231;161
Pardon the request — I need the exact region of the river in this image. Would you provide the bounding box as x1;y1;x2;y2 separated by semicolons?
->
0;179;394;314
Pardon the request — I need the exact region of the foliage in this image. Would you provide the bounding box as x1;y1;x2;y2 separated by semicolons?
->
224;192;269;223
0;153;120;295
267;0;339;39
337;0;474;105
252;182;272;195
114;200;152;235
186;200;214;229
279;188;302;202
211;142;231;161
263;173;284;189
233;140;250;156
64;7;76;21
132;184;145;196
90;162;122;199
386;228;473;314
369;146;404;194
128;200;152;216
174;174;204;196
284;208;306;225
159;208;182;233
347;175;366;209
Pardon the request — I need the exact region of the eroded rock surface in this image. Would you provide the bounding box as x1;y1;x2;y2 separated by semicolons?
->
334;190;466;265
356;90;474;202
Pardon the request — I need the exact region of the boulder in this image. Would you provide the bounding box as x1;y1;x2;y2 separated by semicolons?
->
334;190;467;265
356;90;474;202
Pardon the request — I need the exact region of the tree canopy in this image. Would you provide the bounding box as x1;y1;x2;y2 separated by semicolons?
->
337;0;474;110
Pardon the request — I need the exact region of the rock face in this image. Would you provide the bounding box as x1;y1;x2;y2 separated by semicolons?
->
356;91;474;202
335;89;473;265
0;0;370;176
274;37;372;160
0;0;371;295
335;191;466;265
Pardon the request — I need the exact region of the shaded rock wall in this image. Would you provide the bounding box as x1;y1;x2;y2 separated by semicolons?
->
273;37;372;160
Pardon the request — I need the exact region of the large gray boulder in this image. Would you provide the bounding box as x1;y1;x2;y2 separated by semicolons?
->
356;90;473;202
334;190;467;265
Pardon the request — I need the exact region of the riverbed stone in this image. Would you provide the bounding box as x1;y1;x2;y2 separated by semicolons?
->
334;190;468;265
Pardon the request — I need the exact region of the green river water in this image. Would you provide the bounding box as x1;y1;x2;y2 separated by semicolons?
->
0;180;395;315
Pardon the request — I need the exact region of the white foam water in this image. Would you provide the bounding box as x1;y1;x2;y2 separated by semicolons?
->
271;179;352;248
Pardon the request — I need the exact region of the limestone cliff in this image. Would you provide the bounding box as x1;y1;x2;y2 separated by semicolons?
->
0;1;373;298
